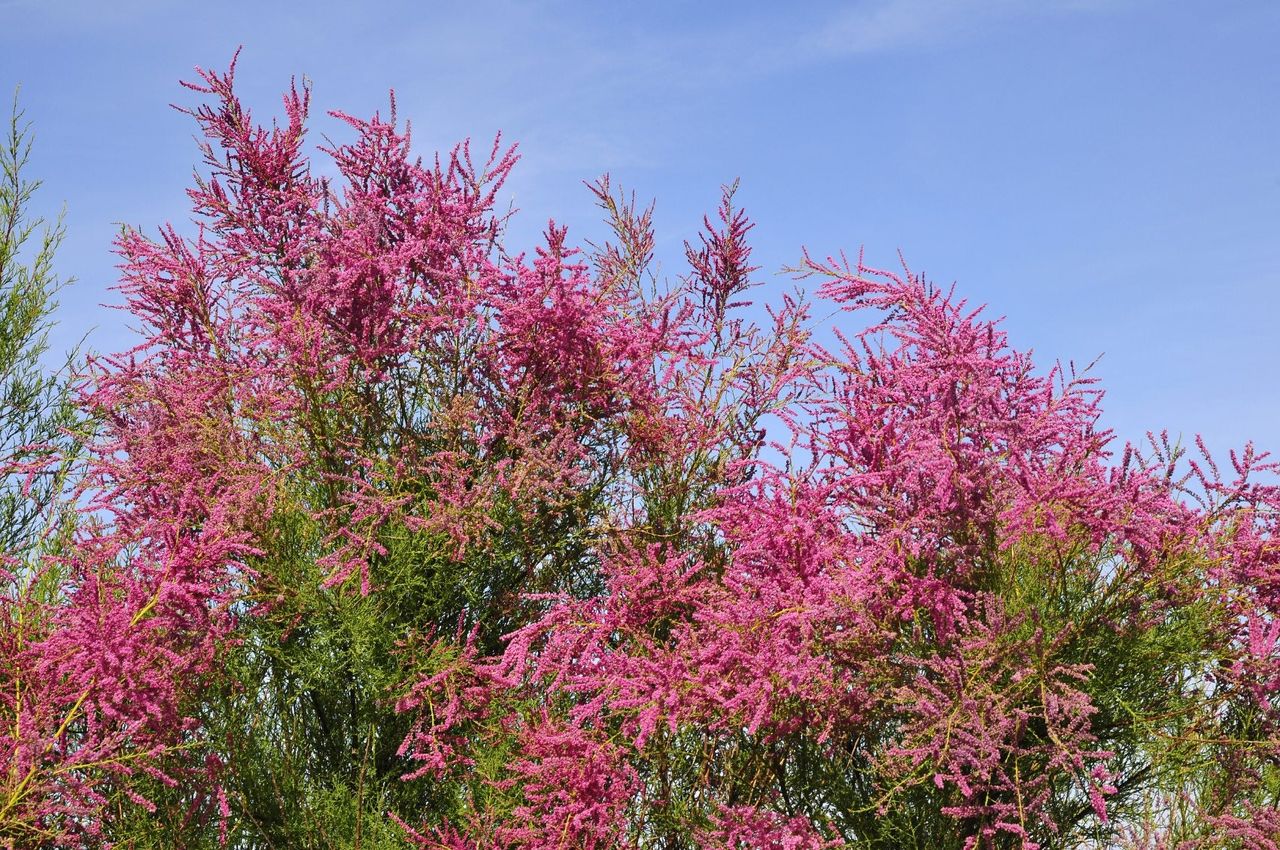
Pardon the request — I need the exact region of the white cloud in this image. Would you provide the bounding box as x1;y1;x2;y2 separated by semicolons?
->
808;0;1130;57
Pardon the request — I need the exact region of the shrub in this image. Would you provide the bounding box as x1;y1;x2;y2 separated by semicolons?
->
2;59;1277;849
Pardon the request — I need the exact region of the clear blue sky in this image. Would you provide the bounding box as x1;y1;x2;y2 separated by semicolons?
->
2;0;1277;460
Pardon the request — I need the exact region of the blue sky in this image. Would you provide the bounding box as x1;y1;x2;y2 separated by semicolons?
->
2;0;1277;460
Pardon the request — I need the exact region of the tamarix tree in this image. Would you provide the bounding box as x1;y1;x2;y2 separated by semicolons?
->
1;57;1278;850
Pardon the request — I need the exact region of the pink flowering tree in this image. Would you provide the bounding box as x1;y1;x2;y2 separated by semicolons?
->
2;60;1279;850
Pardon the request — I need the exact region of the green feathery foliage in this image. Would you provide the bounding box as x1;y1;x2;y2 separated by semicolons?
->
0;91;79;565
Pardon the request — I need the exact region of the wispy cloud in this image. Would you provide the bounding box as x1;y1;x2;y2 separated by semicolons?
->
516;0;1134;107
357;0;1133;197
808;0;1130;56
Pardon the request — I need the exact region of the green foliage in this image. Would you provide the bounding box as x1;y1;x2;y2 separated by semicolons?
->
0;91;80;565
104;344;631;847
